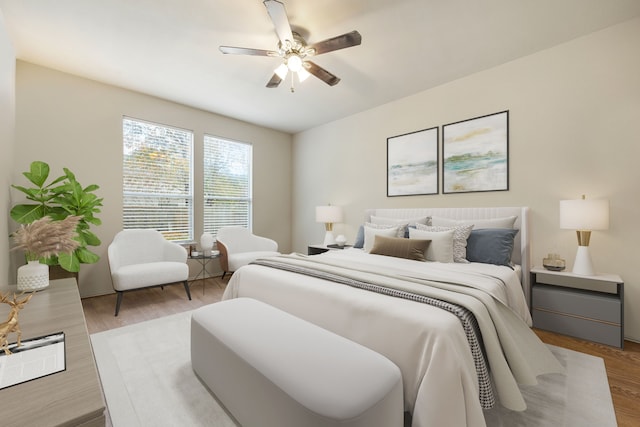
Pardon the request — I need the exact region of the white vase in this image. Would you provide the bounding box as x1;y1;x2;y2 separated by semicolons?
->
200;232;214;256
17;260;50;291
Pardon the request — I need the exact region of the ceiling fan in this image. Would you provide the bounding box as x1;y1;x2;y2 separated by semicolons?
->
219;0;362;92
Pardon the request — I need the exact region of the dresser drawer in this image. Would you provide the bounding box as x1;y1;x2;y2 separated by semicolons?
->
532;284;621;325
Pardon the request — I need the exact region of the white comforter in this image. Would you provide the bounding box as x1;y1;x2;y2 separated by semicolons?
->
222;250;562;427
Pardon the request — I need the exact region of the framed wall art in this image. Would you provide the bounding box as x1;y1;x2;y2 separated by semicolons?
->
387;126;438;197
442;110;509;194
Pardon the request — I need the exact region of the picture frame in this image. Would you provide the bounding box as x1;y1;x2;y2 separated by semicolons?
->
387;127;439;197
442;110;509;194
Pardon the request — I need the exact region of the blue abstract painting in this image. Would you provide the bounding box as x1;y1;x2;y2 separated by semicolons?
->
387;127;438;196
443;111;509;193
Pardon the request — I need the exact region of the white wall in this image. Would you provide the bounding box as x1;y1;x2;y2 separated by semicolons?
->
13;61;292;297
0;11;15;285
293;18;640;340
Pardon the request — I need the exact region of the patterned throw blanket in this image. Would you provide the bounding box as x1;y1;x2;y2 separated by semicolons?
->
252;258;496;409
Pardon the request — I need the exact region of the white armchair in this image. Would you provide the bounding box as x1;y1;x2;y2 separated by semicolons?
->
108;229;191;316
216;226;280;279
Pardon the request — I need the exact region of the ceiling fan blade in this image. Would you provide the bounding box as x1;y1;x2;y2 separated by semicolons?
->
219;46;278;56
309;31;362;55
266;73;283;88
263;0;294;44
305;61;340;86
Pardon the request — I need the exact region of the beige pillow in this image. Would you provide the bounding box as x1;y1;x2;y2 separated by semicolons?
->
369;235;430;261
416;224;473;263
409;227;455;263
363;224;402;252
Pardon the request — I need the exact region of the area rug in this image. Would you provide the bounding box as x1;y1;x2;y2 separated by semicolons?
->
91;310;616;427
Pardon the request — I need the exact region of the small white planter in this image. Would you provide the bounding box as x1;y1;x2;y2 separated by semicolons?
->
17;260;50;291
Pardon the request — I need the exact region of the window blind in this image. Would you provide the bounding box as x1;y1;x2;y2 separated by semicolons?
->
203;135;252;236
122;117;193;241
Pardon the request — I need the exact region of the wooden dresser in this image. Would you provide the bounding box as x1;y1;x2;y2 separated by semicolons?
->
0;278;105;426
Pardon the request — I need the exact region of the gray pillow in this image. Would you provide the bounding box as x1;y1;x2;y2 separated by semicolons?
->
466;228;519;267
354;225;364;248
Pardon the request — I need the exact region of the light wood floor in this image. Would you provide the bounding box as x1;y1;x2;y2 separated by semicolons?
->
82;276;640;426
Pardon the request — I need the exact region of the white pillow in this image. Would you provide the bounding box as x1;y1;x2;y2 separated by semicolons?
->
416;224;473;263
432;215;517;229
409;228;455;263
363;225;402;253
370;215;432;227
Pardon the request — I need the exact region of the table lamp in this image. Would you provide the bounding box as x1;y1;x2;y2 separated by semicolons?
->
559;195;609;276
315;205;343;246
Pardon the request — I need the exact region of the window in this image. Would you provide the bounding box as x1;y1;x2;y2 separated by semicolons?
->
203;135;252;236
122;117;193;241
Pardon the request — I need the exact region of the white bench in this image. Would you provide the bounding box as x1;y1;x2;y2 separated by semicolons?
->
191;298;403;427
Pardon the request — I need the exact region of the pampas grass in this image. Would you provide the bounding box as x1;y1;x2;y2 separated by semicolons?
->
12;216;81;261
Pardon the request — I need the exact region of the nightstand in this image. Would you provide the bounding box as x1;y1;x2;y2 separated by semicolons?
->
307;244;352;255
530;266;624;348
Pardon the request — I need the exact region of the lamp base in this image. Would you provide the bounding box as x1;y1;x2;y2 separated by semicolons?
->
572;245;595;276
323;231;336;246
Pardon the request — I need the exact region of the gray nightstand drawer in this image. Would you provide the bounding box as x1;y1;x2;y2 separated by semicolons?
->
535;272;618;294
530;267;624;348
532;284;621;324
532;309;621;348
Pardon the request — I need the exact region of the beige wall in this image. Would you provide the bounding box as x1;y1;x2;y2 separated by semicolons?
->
12;61;292;297
292;18;640;341
0;11;15;285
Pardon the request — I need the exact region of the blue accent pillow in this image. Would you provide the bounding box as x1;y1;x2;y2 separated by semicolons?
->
466;228;519;267
354;225;364;248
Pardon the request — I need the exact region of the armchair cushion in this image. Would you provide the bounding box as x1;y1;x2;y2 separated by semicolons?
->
108;229;189;291
111;262;189;291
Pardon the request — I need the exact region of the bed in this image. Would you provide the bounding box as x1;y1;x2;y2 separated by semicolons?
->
222;207;563;427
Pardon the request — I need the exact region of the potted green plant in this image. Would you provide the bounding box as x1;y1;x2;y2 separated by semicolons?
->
10;161;103;275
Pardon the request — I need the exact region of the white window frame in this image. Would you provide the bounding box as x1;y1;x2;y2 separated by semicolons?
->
203;134;253;236
122;116;194;241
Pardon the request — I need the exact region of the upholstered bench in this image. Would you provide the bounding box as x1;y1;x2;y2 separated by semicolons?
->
191;298;403;427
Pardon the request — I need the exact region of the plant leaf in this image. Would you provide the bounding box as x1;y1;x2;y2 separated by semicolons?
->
81;230;102;246
23;161;49;187
76;247;99;264
10;204;46;224
58;252;80;272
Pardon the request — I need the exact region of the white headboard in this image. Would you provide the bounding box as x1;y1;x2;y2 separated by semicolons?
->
365;207;531;303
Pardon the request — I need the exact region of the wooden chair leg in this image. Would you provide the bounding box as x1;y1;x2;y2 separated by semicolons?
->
115;291;124;317
183;280;192;300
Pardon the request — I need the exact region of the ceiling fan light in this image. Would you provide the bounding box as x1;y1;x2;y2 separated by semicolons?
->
287;55;303;72
298;68;310;82
275;63;288;79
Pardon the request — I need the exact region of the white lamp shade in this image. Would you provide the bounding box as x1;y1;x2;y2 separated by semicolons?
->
200;232;215;250
560;198;609;230
315;205;343;224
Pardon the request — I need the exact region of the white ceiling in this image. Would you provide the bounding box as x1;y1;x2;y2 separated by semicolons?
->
1;0;639;134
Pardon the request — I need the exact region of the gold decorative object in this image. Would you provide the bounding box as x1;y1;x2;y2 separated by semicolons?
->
0;292;34;355
543;253;566;271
